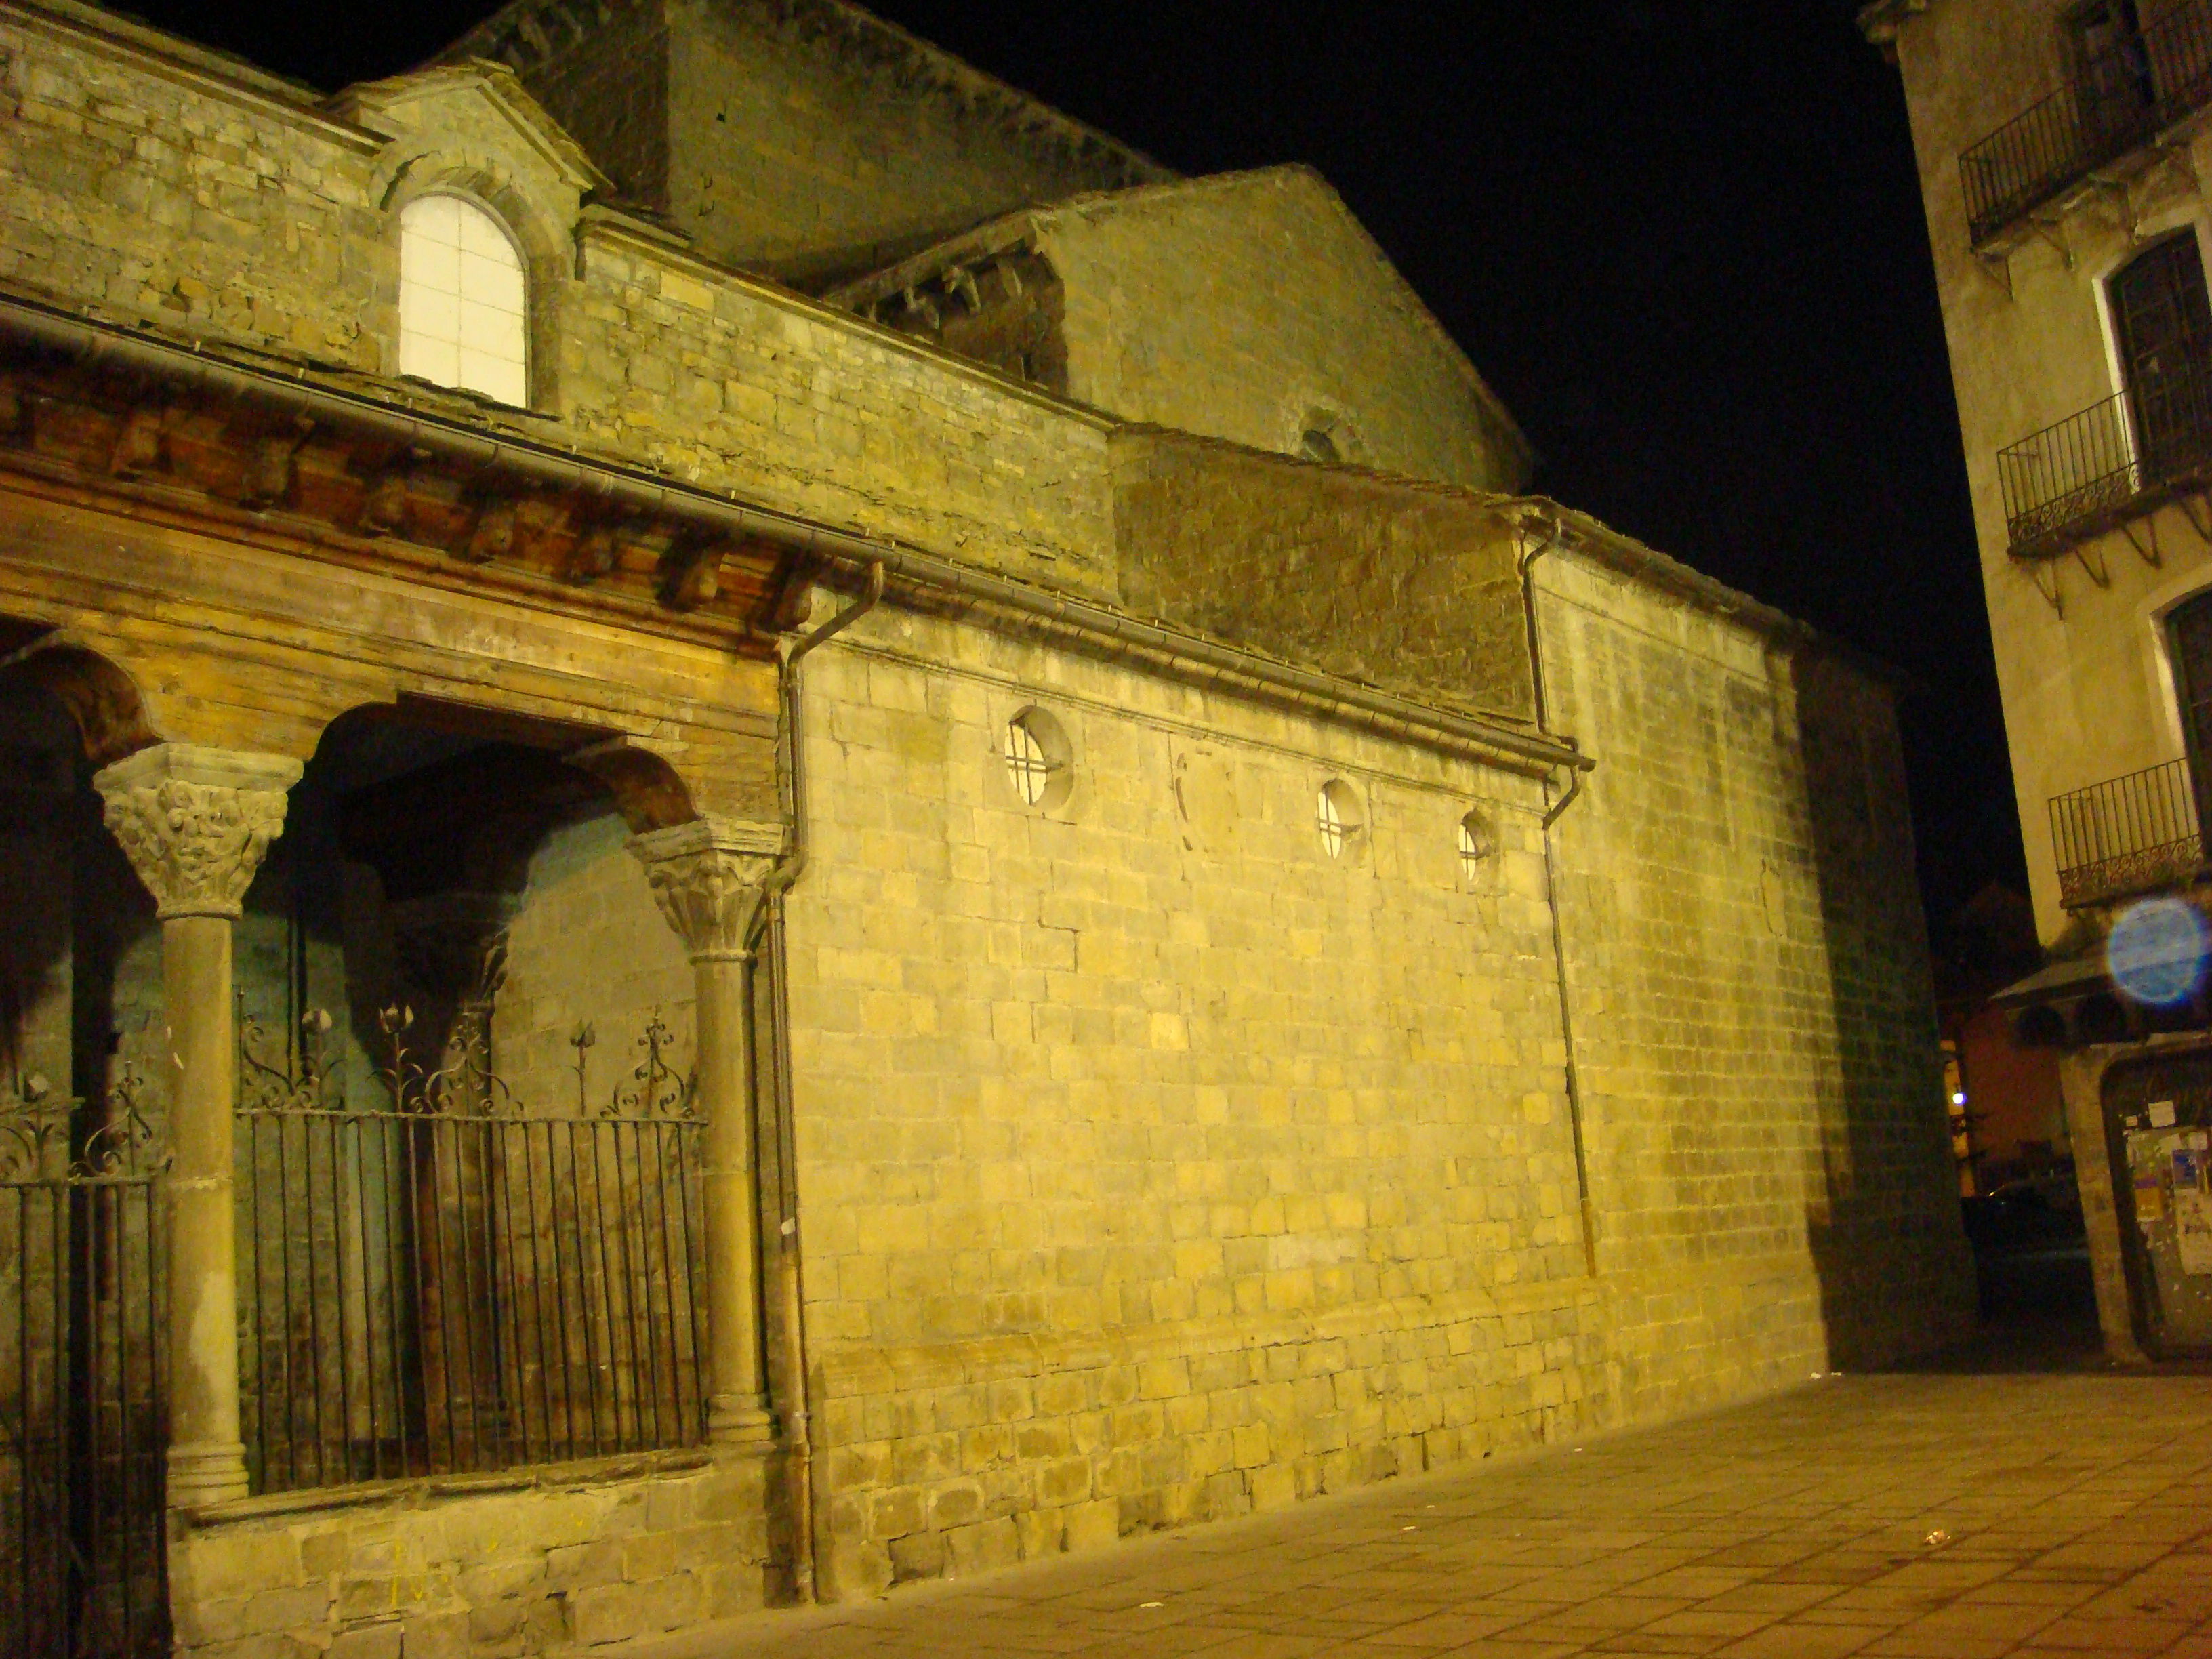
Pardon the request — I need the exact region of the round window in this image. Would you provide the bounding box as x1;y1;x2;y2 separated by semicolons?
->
1458;809;1497;883
1317;779;1364;859
1002;708;1071;810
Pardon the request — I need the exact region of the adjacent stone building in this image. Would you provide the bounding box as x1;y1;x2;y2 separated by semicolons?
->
1864;0;2212;1364
0;0;1971;1652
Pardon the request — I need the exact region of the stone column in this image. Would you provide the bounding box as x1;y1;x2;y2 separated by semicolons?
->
630;819;781;1447
94;743;302;1508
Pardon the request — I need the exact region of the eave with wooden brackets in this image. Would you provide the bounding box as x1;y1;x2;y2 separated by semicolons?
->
0;291;819;657
823;219;1068;393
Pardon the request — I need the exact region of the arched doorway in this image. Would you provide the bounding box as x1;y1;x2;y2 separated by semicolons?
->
0;652;166;1658
226;699;712;1492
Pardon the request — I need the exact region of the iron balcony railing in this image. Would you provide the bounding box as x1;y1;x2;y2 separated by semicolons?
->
1961;0;2212;245
1996;375;2212;558
2050;757;2208;907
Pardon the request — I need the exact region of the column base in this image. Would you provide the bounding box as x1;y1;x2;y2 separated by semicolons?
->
707;1394;775;1448
167;1439;250;1509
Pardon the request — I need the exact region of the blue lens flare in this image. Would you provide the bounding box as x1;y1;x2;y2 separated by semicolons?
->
2106;897;2209;1008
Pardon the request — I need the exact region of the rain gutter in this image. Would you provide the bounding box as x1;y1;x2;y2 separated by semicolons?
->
0;291;1592;782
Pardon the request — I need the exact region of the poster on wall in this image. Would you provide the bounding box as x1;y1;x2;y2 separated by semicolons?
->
2176;1149;2212;1277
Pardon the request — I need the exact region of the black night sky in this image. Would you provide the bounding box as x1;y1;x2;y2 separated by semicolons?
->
125;0;2021;933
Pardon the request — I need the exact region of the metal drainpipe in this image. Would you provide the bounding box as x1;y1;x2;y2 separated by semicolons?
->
1519;514;1599;1276
750;562;882;1604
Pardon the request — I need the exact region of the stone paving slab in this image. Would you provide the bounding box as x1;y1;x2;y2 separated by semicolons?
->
644;1372;2212;1658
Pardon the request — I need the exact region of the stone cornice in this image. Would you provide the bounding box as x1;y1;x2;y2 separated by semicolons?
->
1856;0;1929;56
0;300;792;652
2;0;382;150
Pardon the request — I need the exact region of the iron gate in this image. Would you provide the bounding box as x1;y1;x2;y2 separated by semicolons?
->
1;1074;165;1658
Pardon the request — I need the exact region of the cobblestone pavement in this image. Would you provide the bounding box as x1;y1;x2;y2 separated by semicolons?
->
670;1366;2212;1659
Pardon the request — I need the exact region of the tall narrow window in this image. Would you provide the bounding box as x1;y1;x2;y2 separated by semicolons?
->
2068;0;2153;149
1001;708;1071;810
2169;589;2212;832
2111;232;2212;485
1317;780;1363;861
398;195;528;407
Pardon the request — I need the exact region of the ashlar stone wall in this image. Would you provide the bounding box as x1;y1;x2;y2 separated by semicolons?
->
493;811;695;1120
1112;428;1533;719
1043;169;1532;493
781;576;1972;1598
658;0;1158;283
1537;547;1973;1402
787;610;1580;1597
442;0;1166;285
167;1449;769;1658
0;6;1124;601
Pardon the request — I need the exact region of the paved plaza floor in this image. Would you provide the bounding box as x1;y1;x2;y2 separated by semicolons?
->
663;1339;2212;1659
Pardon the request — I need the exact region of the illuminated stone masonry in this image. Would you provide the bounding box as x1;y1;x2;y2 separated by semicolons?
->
0;1;1971;1653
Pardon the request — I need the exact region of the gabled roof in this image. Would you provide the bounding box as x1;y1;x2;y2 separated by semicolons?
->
328;58;613;195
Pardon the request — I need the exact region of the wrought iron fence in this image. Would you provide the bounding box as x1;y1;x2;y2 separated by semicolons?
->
236;1006;706;1492
1961;0;2212;245
1998;390;2143;558
1996;375;2212;558
1;1073;165;1659
2050;757;2207;907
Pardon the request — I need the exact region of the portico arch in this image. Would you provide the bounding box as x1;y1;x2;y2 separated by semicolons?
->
0;629;159;769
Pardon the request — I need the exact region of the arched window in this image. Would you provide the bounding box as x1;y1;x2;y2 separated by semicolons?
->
398;194;528;406
2108;230;2212;488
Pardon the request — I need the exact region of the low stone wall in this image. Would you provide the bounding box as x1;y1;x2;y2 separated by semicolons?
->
168;1448;770;1658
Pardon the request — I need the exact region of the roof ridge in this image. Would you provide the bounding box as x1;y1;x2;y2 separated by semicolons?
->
432;0;1175;191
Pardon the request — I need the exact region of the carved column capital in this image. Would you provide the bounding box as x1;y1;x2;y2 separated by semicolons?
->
629;819;784;962
92;744;302;920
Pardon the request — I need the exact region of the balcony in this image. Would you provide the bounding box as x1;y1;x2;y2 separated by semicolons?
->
2049;758;2208;907
1961;0;2212;247
1996;376;2212;559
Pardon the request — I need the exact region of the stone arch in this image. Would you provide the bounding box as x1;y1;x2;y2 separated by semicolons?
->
0;632;159;769
0;631;157;1108
319;694;703;840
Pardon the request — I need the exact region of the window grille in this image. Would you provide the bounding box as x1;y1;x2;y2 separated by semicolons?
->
1004;716;1053;806
1458;812;1494;882
398;195;529;407
1317;781;1360;859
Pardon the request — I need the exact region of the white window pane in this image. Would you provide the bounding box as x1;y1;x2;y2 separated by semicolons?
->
458;348;527;407
403;236;461;296
456;205;515;262
400;195;529;403
399;332;460;386
459;298;526;363
403;285;462;344
403;194;464;245
459;254;525;316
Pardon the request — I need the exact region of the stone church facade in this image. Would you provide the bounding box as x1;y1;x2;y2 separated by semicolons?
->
0;0;1971;1653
